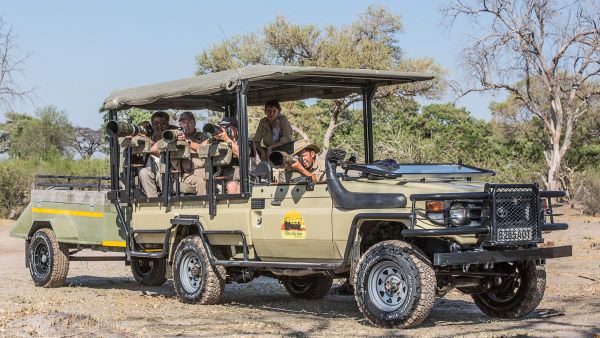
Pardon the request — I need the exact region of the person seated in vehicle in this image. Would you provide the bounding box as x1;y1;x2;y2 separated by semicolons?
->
138;111;171;198
198;116;241;194
170;111;209;195
273;139;326;184
253;99;294;161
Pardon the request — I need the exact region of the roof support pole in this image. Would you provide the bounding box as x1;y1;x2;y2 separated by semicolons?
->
362;84;376;164
108;110;120;191
236;81;250;195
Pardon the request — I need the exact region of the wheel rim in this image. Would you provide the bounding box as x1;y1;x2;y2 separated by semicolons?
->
485;262;523;304
180;251;203;293
368;261;408;312
32;241;50;278
136;260;153;276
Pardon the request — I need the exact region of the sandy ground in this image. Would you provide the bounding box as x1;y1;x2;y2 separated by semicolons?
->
1;212;599;337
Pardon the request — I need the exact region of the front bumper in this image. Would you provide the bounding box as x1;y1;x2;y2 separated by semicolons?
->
433;245;572;267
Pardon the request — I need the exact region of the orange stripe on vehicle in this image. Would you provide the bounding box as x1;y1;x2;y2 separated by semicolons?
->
101;241;126;247
32;208;104;218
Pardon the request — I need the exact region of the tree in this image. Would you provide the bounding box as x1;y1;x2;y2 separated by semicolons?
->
0;17;31;108
196;6;447;153
444;0;600;190
0;106;74;160
72;127;103;159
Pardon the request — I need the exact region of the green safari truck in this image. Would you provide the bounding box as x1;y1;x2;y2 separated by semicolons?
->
10;65;572;328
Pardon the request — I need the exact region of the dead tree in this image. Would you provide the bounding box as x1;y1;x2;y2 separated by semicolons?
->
0;17;32;108
445;0;600;190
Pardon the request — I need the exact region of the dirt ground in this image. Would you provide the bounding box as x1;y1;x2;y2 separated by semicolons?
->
1;211;599;337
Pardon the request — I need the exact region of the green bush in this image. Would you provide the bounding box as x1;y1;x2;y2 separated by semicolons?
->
573;168;600;216
0;158;109;218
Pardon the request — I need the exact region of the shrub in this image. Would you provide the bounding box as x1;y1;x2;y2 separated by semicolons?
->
0;164;31;218
573;168;600;216
0;158;109;218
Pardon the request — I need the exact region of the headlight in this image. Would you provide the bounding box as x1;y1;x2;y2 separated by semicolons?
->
449;203;469;226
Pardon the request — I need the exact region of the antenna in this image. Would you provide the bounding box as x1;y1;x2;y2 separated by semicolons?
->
217;24;242;81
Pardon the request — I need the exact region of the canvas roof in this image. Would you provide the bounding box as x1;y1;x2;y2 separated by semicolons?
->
101;65;434;111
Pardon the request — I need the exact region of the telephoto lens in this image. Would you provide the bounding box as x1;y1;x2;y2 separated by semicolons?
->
202;123;222;136
162;129;185;143
106;121;153;137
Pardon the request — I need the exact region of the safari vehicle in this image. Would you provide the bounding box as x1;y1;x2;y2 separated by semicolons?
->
10;65;572;328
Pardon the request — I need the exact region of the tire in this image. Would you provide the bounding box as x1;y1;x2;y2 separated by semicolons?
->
28;228;70;288
354;240;435;328
172;235;226;304
472;261;546;318
282;275;333;300
131;258;167;286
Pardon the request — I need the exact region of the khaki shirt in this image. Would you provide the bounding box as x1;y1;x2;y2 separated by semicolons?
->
253;114;293;148
274;155;326;183
176;131;207;175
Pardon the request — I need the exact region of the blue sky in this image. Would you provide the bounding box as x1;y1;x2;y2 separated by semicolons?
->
0;0;502;128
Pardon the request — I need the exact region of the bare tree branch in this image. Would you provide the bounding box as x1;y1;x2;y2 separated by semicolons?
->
444;0;600;190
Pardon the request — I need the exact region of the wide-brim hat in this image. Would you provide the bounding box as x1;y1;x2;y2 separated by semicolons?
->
292;139;320;155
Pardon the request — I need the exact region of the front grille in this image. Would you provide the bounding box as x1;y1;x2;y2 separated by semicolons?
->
486;184;542;245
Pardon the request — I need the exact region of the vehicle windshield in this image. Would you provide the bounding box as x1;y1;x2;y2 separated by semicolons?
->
342;163;495;178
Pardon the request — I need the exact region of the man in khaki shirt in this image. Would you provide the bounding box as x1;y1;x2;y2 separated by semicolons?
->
174;111;208;195
274;139;326;184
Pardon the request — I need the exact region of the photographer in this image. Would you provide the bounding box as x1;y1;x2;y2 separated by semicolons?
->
138;111;171;198
199;116;241;194
273;139;326;184
169;111;208;196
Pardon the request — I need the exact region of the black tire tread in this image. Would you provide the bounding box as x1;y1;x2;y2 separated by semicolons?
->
173;235;226;305
131;258;167;286
355;240;436;328
31;228;70;288
472;262;546;318
283;275;333;300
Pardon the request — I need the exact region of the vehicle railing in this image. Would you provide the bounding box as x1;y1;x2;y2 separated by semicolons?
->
34;175;111;191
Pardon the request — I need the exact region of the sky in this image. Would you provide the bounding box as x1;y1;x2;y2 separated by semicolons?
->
0;0;503;128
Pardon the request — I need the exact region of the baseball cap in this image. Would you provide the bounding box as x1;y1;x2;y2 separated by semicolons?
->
218;116;238;128
178;111;195;122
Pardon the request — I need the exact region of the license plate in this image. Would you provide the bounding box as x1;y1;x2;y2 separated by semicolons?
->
497;228;532;241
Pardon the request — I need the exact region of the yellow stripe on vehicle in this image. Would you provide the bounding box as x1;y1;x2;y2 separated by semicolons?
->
32;208;104;218
101;241;126;247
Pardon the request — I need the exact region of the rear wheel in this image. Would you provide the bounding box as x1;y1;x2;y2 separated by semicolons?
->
28;228;69;288
472;261;545;318
282;275;333;299
131;258;167;286
172;235;226;304
354;240;435;328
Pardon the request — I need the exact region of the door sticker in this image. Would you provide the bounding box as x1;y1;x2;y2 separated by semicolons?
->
281;210;306;239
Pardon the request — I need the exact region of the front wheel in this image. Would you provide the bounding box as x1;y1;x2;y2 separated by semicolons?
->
472;261;546;318
172;235;226;304
28;228;70;288
282;275;333;299
131;258;167;286
354;240;436;328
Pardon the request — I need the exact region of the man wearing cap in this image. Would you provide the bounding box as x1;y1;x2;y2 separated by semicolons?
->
276;139;326;184
173;111;208;195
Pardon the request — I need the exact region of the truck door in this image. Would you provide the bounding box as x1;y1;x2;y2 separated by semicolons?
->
250;182;336;260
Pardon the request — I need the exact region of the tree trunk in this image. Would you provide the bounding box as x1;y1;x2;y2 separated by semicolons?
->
321;101;342;154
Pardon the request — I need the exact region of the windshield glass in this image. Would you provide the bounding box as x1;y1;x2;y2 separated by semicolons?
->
343;163;494;178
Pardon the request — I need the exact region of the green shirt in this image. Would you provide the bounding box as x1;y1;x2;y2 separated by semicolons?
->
253;114;293;148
